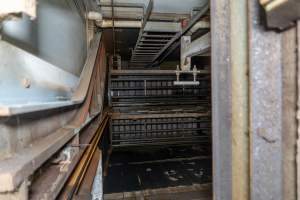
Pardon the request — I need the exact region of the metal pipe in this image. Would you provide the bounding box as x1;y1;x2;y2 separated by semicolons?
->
98;2;145;9
96;19;208;30
96;19;141;28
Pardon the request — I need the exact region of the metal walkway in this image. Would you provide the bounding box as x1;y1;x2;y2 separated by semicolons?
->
129;0;179;67
130;31;179;66
130;3;209;67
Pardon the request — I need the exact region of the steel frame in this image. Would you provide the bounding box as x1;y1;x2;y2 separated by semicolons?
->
211;0;299;200
0;33;108;199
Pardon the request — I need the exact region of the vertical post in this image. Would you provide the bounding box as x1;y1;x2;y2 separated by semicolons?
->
281;25;297;200
211;0;232;199
180;36;191;71
297;20;300;200
230;0;249;199
248;1;283;199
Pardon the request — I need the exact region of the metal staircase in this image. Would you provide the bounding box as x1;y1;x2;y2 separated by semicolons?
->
130;31;179;66
130;4;209;67
129;0;181;67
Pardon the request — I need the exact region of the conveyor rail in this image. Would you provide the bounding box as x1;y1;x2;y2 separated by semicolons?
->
108;69;211;147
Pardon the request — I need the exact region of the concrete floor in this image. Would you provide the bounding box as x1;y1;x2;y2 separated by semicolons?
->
104;184;212;200
103;146;212;200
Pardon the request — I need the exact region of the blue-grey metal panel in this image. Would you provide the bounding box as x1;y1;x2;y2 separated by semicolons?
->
1;0;87;76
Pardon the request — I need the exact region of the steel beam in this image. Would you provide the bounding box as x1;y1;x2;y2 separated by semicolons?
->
182;32;210;58
230;0;249;198
281;26;297;200
249;1;283;199
297;20;300;200
211;0;232;199
180;32;211;71
144;21;181;32
0;34;101;117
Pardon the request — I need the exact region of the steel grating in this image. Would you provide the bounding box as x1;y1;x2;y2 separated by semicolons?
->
108;69;211;147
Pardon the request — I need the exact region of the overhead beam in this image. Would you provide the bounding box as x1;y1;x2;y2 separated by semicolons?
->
144;21;181;32
182;32;211;61
151;4;209;66
99;7;191;21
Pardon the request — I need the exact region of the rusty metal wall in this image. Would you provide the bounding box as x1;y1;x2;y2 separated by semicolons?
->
249;0;283;197
297;21;300;200
249;3;299;200
282;26;297;200
212;0;299;199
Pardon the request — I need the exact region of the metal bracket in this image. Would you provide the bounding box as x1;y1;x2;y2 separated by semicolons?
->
174;65;200;86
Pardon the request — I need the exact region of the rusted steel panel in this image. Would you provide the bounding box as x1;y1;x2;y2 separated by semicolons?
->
282;26;297;200
249;1;283;199
297;20;300;200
